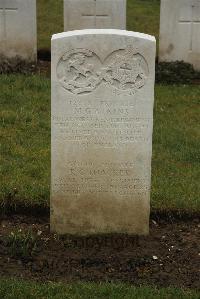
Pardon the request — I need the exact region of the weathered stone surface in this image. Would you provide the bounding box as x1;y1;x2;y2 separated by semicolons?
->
64;0;126;31
159;0;200;70
51;29;156;235
0;0;37;62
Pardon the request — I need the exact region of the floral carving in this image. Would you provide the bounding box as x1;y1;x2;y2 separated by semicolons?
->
57;46;149;95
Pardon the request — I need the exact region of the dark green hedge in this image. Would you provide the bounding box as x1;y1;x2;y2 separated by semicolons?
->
155;61;200;84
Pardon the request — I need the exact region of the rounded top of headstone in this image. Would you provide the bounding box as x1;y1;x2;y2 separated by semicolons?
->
52;29;156;43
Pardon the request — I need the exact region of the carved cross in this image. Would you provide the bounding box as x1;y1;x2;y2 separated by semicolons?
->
81;0;110;27
0;0;18;40
179;2;200;51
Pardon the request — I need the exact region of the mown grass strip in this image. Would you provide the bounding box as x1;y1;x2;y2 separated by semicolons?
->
0;280;199;299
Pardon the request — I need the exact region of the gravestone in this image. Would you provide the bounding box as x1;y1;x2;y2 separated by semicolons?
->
51;29;156;235
64;0;126;31
0;0;37;62
159;0;200;70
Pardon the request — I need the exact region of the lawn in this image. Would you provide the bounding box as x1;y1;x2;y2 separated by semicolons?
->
37;0;160;50
0;74;199;212
0;280;199;299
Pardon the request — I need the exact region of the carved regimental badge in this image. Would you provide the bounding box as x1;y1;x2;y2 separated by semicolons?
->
57;46;149;95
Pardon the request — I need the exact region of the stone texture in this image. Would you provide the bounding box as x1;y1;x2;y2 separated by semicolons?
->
159;0;200;70
0;0;37;62
64;0;126;31
51;29;156;235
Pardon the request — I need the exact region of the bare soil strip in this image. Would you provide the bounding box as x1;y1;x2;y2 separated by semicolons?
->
0;215;199;289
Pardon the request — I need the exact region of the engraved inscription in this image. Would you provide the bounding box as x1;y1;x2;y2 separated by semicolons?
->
57;46;149;95
53;114;152;148
53;161;150;197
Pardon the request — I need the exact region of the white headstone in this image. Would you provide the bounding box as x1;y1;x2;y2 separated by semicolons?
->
159;0;200;70
64;0;126;31
0;0;37;62
51;29;156;235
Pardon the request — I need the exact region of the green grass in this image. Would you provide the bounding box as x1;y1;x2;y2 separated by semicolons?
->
0;75;50;209
37;0;160;49
152;85;200;211
127;0;160;42
0;74;200;212
0;280;199;299
37;0;63;50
